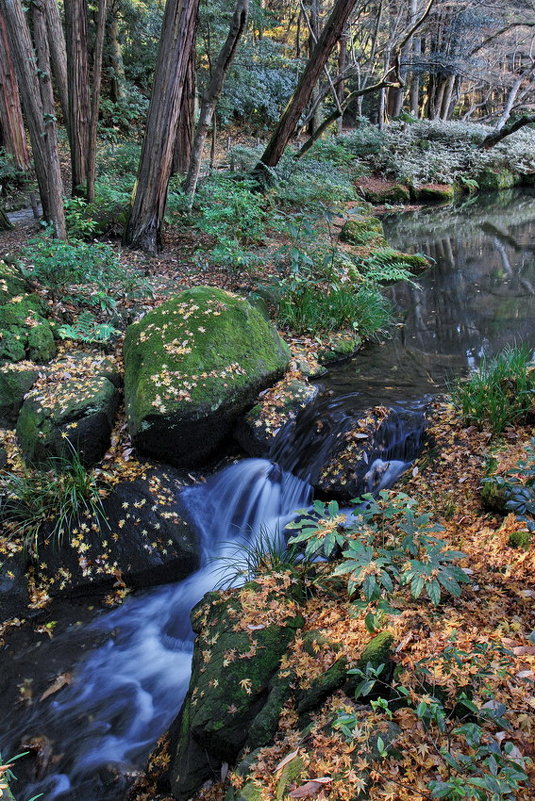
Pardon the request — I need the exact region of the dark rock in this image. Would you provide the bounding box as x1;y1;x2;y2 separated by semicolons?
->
16;375;120;467
35;466;200;597
124;287;290;467
234;378;320;458
0;551;31;623
0;363;40;426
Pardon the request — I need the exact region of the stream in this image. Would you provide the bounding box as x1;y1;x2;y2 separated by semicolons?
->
1;188;534;801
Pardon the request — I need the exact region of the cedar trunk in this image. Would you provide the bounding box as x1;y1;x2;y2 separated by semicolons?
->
254;0;357;177
1;0;65;235
65;0;91;195
0;10;30;170
124;0;199;253
42;0;69;127
87;0;108;202
184;0;248;203
173;33;196;175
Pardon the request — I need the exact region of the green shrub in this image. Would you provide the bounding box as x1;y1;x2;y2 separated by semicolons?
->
451;346;534;434
64;179;131;238
57;312;119;344
0;447;106;557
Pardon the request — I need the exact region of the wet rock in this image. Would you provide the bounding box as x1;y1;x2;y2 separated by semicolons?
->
36;467;200;597
169;585;304;800
315;405;426;502
16;375;120;467
0;551;30;623
124;287;290;467
234;377;320;458
317;333;361;365
0;362;40;426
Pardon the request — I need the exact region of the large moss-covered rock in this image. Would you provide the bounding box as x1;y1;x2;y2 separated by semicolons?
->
17;375;119;467
415;183;455;202
0;260;27;304
340;216;386;246
477;168;516;192
124;287;290;467
0;293;56;364
0;362;40;426
169;584;304;800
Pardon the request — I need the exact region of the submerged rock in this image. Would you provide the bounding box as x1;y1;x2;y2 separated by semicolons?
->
124;287;290;467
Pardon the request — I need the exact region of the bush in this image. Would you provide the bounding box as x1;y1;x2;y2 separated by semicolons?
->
451;346;534;434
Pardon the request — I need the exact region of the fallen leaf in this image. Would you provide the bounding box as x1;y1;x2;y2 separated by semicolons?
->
276;749;300;772
289;778;332;797
513;646;535;656
40;673;72;701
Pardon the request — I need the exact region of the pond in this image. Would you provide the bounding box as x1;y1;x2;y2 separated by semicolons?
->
1;188;534;801
325;187;535;405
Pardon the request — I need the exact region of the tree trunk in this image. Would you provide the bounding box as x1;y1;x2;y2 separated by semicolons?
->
495;70;532;131
1;0;65;236
184;0;248;203
479;114;535;149
254;0;357;179
124;0;200;253
87;0;107;202
336;28;347;133
440;73;455;119
173;44;196;175
106;7;126;102
65;0;91;196
0;204;13;229
0;10;30;170
42;0;69;127
307;0;322;136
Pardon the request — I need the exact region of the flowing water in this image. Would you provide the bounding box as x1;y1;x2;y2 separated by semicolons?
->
2;189;534;800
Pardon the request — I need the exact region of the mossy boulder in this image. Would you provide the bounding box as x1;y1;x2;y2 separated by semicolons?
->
317;333;361;365
124;287;290;467
340;216;386;246
234;377;320;457
360;182;411;205
169;585;304;800
415;183;455;202
0;260;28;304
16;375;120;467
0;293;56;364
0;362;40;426
346;631;395;699
477;168;516;192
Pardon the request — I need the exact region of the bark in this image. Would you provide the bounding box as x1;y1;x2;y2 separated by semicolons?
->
184;0;248;203
0;204;13;229
106;8;126;102
479;114;535;149
0;10;29;170
1;0;65;236
31;0;66;238
65;0;91;195
124;0;200;253
173;44;196;175
253;0;357;180
495;68;534;131
336;29;347;133
42;0;69;127
87;0;108;202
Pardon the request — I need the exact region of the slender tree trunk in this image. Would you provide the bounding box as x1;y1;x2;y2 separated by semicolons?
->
124;0;200;252
0;10;30;170
42;0;69;127
496;70;532;131
307;0;322;136
1;0;65;236
336;28;347;133
184;0;248;203
106;7;126;102
65;0;91;195
440;73;455;119
0;204;13;229
254;0;357;179
173;45;196;175
87;0;107;202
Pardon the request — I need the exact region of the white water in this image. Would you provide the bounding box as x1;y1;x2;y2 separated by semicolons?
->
24;459;312;800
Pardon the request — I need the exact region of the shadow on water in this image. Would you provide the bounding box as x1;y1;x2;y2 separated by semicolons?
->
2;189;534;800
325;188;535;402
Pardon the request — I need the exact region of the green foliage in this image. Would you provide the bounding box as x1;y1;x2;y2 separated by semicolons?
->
352;248;419;285
483;438;535;538
0;446;106;557
338;641;531;801
99;85;149;141
57;312;119;345
287;492;469;623
65;179;131;239
273;153;357;210
20;232;149;311
451;346;534;434
0;148;27;191
214;526;300;589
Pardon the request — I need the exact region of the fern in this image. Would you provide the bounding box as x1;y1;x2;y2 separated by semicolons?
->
58;312;119;344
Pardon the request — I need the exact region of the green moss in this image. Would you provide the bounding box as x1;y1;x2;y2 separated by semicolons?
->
297;656;348;714
340;217;385;246
275;754;306;799
0;260;27;304
508;530;532;549
124;286;290;465
480;477;509;513
0;363;39;425
389;250;430;272
416;184;455;202
477;169;516;192
317;333;360;364
346;631;395;698
0;293;55;364
363;183;411;204
27;323;56;363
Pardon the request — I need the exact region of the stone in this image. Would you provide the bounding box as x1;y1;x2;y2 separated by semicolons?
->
340;216;386;246
0;551;30;623
35;466;200;597
477;168;516;192
16;375;120;467
169;584;304;800
124;287;290;467
0;362;40;426
0;293;56;365
415;183;456;202
0;260;27;305
317;333;361;365
234;378;320;458
345;631;395;699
